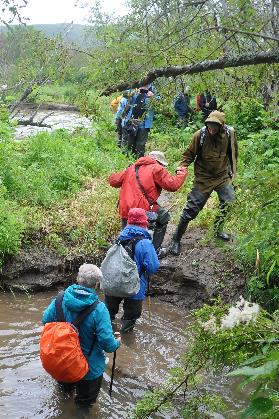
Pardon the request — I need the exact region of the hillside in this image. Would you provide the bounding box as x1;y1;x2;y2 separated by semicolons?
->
0;23;90;46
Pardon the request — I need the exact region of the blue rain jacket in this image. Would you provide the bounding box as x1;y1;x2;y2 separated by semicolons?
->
173;93;191;117
42;285;120;380
118;225;160;300
115;96;128;120
122;93;155;129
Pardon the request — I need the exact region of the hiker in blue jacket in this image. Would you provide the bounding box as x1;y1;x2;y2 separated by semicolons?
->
105;208;160;333
122;84;159;158
42;264;121;407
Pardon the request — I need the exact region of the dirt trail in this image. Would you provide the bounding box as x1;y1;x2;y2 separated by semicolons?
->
152;225;245;308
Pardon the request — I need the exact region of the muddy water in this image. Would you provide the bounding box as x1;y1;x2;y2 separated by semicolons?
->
0;291;246;419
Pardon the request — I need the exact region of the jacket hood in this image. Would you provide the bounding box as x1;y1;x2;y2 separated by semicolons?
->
135;156;158;167
63;284;99;312
205;110;225;126
118;225;151;241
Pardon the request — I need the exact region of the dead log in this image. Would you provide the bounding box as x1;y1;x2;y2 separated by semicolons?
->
16;119;51;128
101;50;279;96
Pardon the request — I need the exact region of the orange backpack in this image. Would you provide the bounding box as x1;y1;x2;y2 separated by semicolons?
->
40;291;98;383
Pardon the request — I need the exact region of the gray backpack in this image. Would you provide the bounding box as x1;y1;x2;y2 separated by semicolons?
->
100;237;144;297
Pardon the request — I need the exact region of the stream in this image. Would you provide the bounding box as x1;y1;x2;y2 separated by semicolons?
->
0;291;248;419
14;108;92;139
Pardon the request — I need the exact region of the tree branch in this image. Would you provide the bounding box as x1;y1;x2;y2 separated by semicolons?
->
101;50;279;95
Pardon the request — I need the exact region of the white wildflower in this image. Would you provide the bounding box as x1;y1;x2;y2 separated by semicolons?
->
221;297;260;330
202;315;218;334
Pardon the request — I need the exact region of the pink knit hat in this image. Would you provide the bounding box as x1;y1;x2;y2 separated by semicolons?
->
127;208;148;228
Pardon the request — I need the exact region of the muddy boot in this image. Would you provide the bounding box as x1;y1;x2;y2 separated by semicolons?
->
214;206;230;241
121;319;136;333
156;247;168;259
216;231;231;241
169;219;189;256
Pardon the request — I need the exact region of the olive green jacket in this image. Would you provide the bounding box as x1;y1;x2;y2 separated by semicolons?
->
181;124;238;193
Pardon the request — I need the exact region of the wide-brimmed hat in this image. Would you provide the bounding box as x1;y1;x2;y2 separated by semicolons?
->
149;151;168;166
127;208;148;228
205;110;225;126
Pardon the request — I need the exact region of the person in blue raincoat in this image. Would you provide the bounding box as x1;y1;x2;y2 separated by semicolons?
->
114;90;130;147
122;84;159;158
42;264;121;407
105;208;160;333
173;88;193;127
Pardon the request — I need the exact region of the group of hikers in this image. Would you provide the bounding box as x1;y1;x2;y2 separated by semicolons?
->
111;85;218;158
173;89;218;126
41;83;238;408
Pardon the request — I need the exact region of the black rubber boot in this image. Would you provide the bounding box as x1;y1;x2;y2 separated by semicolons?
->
152;223;168;251
156;247;168;259
216;231;231;241
121;319;136;333
214;204;230;241
169;219;189;256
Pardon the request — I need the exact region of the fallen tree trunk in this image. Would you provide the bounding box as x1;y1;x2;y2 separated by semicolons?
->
101;50;279;95
16;119;51;128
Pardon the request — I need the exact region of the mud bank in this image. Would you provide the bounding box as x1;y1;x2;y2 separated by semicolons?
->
0;227;245;308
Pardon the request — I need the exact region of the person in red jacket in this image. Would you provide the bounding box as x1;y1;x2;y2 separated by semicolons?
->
108;151;187;258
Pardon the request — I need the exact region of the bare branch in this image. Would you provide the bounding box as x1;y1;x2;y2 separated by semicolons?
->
101;50;279;95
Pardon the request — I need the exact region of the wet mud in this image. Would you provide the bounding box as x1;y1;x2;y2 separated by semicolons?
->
0;225;245;309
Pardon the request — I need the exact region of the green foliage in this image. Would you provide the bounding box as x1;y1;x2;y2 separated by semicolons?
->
0;103;14;140
0;185;25;267
226;125;279;310
224;98;269;138
133;299;279;418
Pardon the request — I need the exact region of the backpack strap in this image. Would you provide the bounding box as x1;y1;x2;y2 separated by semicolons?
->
55;290;66;322
117;236;144;260
135;165;155;208
72;300;99;327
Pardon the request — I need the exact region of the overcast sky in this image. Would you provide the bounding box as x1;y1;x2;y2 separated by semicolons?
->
17;0;128;25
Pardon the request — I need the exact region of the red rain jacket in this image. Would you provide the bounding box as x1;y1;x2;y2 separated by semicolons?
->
109;156;187;218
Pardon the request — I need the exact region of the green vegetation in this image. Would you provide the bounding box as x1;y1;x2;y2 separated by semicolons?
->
0;100;131;266
0;0;279;416
132;298;279;418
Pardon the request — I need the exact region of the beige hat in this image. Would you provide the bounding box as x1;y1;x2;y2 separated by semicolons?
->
149;151;168;166
205;110;225;125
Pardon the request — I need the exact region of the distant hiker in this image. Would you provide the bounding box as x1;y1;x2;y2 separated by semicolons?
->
169;111;238;256
173;88;193;126
114;90;130;147
111;94;123;113
108;151;187;258
196;93;202;112
104;208;160;333
122;84;158;158
42;264;121;407
200;91;217;120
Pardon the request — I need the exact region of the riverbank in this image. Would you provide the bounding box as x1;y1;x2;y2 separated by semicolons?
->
0;222;246;309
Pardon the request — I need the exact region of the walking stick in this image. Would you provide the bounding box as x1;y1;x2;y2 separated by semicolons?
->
147;273;151;320
109;350;117;398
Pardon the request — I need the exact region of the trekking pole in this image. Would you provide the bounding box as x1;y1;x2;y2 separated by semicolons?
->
147;273;151;320
109;350;117;398
109;332;120;398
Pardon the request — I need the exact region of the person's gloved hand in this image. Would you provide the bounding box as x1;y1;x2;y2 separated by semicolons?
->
176;166;188;175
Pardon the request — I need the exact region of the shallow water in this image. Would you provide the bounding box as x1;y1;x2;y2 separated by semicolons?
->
0;291;247;418
13;109;92;139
